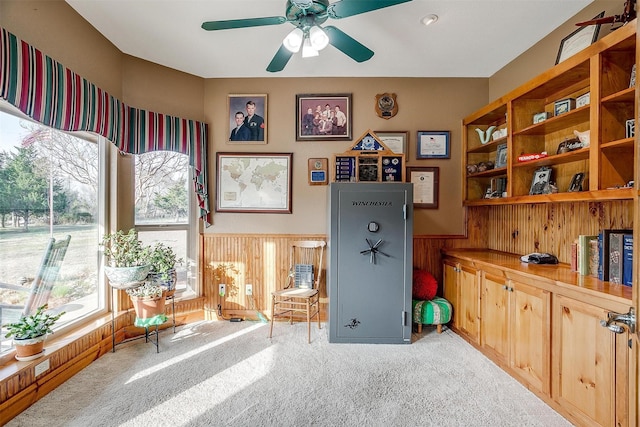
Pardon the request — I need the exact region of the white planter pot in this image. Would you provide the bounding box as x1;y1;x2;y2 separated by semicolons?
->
104;265;152;289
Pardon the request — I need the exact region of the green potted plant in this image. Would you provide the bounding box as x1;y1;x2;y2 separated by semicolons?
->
147;243;183;296
4;304;65;360
125;281;166;319
100;228;152;288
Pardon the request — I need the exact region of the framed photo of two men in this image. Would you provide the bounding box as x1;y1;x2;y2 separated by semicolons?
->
296;94;352;141
228;94;267;144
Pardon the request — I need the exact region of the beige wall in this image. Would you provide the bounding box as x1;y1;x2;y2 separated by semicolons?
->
489;0;620;99
204;77;487;235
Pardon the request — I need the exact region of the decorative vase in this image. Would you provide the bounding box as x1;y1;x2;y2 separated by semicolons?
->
148;268;177;296
130;293;166;319
13;335;46;361
104;265;152;289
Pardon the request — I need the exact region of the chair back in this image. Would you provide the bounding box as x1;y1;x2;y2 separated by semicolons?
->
21;235;72;316
289;240;326;290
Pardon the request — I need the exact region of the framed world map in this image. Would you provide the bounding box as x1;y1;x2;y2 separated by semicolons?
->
216;152;292;213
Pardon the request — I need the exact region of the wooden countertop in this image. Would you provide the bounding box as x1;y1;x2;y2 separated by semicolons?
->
442;248;632;306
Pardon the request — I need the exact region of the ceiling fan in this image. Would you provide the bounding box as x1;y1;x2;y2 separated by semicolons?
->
201;0;412;72
575;0;636;28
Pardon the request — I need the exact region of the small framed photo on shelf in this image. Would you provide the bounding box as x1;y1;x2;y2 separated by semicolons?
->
555;11;604;64
529;166;553;195
533;112;550;124
568;172;585;192
576;92;590;108
416;131;450;159
374;131;408;154
495;143;507;168
626;119;635;138
228;94;267;144
308;158;328;185
554;98;575;116
630;64;636;88
406;166;439;208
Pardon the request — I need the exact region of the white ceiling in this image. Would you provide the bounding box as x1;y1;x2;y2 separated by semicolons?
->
65;0;595;79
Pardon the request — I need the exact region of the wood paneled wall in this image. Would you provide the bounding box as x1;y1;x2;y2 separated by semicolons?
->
201;200;633;317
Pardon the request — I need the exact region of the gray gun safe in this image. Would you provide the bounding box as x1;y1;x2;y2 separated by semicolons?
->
328;182;413;344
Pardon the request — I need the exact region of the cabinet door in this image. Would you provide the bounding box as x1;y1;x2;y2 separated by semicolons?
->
481;273;509;365
443;260;459;327
457;265;480;344
510;280;550;395
552;294;617;426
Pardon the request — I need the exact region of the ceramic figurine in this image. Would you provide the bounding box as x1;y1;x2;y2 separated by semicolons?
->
475;126;496;145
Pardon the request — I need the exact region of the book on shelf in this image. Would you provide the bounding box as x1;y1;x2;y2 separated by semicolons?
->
578;235;598;276
609;232;626;284
598;229;633;281
570;241;578;272
623;234;633;287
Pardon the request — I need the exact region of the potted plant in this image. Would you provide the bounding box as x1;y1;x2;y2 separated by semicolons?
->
125;281;166;319
4;304;65;360
147;243;183;296
100;228;152;288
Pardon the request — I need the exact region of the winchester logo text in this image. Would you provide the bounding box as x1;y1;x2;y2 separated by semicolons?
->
352;201;393;206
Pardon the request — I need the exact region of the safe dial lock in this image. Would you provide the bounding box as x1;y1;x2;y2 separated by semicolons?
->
367;221;379;233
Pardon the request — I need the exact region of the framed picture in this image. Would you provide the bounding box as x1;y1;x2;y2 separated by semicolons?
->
495;143;507;168
296;93;352;141
529;166;553;195
555;11;604;64
308;158;328;185
416;131;450;159
216;152;292;213
374;131;408;154
228;94;267;144
407;166;439;208
568;172;585;192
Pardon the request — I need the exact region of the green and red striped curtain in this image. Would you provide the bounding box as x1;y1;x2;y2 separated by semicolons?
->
0;27;210;225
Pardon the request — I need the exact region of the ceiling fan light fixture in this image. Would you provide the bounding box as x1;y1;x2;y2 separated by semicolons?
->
421;14;438;26
302;38;319;58
283;27;304;53
309;25;329;51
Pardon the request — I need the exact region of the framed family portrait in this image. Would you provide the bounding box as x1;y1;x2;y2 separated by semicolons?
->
374;131;408;154
216;152;292;213
228;94;267;144
555;11;604;64
416;131;450;159
296;93;352;141
407;167;439;208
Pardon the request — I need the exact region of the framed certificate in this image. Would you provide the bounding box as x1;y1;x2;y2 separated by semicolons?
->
407;166;439;208
416;131;450;159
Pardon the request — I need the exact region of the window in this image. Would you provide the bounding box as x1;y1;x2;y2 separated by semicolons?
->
135;152;196;298
0;105;106;352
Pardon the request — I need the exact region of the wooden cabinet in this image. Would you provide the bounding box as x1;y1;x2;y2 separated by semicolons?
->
447;262;480;344
481;272;551;395
552;294;630;427
443;260;459;328
463;20;636;205
443;250;632;426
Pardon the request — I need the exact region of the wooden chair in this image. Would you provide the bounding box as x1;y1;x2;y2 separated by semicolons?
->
269;240;326;343
0;235;71;326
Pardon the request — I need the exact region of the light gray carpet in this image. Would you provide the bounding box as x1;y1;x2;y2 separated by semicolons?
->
7;321;573;427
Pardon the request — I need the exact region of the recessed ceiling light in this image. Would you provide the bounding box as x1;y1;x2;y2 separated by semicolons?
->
421;14;438;26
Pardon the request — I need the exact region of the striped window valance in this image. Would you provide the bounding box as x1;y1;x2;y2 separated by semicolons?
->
0;27;210;226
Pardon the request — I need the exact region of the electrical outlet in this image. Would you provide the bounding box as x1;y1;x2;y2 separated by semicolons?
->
35;359;49;377
246;284;253;296
219;283;226;297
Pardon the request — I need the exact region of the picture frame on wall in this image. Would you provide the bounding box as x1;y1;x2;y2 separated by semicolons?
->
216;152;292;213
555;11;604;64
406;166;439;208
228;94;267;144
373;131;408;154
416;131;450;159
296;93;352;141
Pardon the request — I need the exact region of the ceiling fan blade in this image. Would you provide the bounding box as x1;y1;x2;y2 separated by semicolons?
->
328;0;412;19
266;45;295;72
202;16;287;31
324;26;374;63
